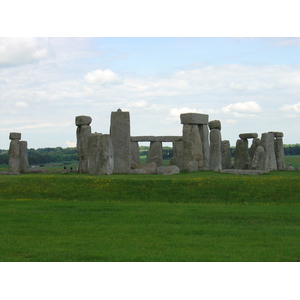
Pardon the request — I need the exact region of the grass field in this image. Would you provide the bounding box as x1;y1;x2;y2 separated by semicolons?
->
1;170;300;262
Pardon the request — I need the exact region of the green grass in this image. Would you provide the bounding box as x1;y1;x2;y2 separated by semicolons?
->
285;155;300;169
1;171;300;262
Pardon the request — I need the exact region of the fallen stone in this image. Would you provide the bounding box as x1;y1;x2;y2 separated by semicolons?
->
28;168;49;173
239;133;258;139
286;164;294;171
180;113;209;125
133;163;157;174
130;168;146;175
157;165;180;175
0;171;20;175
186;161;199;172
75;115;92;126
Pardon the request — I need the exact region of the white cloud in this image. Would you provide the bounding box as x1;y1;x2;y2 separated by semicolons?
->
169;107;204;117
84;69;122;85
15;101;29;108
66;141;76;147
280;102;300;113
229;82;246;91
222;101;262;114
126;100;148;108
0;37;48;67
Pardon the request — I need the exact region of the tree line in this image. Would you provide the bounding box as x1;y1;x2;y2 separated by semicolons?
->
1;144;300;165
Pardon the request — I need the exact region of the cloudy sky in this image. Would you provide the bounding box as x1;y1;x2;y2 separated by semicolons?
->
1;36;300;149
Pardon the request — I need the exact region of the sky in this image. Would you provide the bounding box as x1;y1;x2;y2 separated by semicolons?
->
1;36;300;149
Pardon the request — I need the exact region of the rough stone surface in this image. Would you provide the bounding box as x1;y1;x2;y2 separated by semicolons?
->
9;132;21;140
199;124;210;170
157;165;180;175
221;169;269;175
209;128;222;171
275;136;285;171
186;161;199;172
180;113;209;125
249;138;261;168
19;141;29;173
131;141;140;165
234;139;249;170
182;124;203;171
239;133;258;139
208;120;221;130
110;110;131;174
222;140;231;170
75;115;92;126
155;136;182;142
28;168;49;173
77;124;92;173
130;168;146;175
261;132;277;171
251;146;265;170
88;134;114;175
131;136;156;142
171;140;184;170
133;163;157;174
8;139;20;173
286;164;294;171
0;171;20;175
147;141;163;167
269;131;284;138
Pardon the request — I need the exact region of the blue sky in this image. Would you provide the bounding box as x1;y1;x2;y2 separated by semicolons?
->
1;37;300;149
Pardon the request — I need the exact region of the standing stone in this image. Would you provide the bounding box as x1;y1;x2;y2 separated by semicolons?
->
275;136;285;171
182;124;203;171
131;141;140;167
171;140;184;171
234;139;249;170
147;141;163;167
208;121;222;171
110;109;131;174
250;138;261;168
199;124;210;170
88;134;114;175
222;140;231;169
261;132;277;171
8;132;21;173
251;146;266;170
76;124;92;173
19;141;29;173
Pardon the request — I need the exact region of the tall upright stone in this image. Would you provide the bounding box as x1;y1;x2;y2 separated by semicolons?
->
251;146;266;170
110;109;131;174
76;115;92;173
222;140;231;169
8;132;21;173
250;137;261;168
234;139;249;170
199;124;210;170
147;141;163;167
88;133;114;175
182;124;203;171
19;141;29;173
171;140;184;170
131;141;140;166
261;132;277;171
208;120;222;171
273;132;285;171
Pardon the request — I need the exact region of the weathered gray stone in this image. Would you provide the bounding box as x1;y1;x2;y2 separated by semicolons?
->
222;140;231;170
19;141;29;173
75;115;92;126
269;131;284;138
199;124;210;170
239;133;258;139
133;162;157;174
208;120;221;130
8;139;20;173
186;161;199;172
88;133;114;175
28;168;49;173
171;140;184;170
234;139;249;170
275;137;285;171
209;128;222;171
147;141;163;167
130;168;146;175
286;164;294;171
0;171;20;175
77;124;92;173
251;146;265;170
131;141;140;165
131;136;156;142
261;132;277;171
110;109;131;174
180;113;209;125
157;165;180;175
155;136;182;142
9;132;21;140
249;138;261;168
182;124;203;171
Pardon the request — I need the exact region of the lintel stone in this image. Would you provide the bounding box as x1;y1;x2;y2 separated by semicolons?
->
239;133;258;139
269;131;284;138
180;113;208;125
131;136;156;142
75;115;92;126
208;120;221;130
155;136;182;142
9;132;21;140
